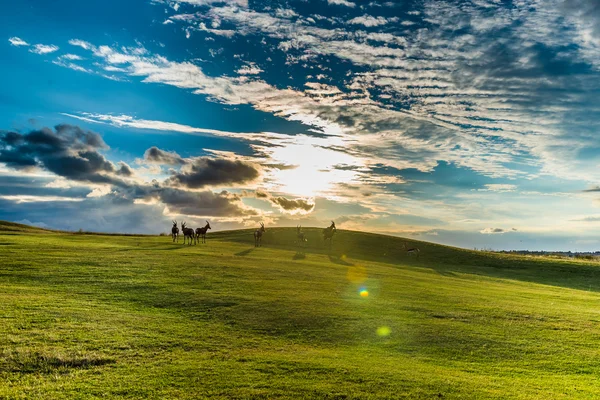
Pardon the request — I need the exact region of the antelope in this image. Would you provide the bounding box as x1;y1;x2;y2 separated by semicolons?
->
296;225;307;247
195;220;211;244
403;243;420;259
181;222;195;245
323;221;336;247
254;223;265;247
171;220;179;243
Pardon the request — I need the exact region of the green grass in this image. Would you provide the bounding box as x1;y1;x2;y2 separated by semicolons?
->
2;221;600;399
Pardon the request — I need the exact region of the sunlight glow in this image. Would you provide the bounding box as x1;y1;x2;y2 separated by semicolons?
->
263;136;360;197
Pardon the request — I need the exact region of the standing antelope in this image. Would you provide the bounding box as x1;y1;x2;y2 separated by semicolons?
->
171;220;179;243
254;223;265;247
296;225;307;248
195;220;211;244
323;221;336;247
403;243;420;259
181;222;195;245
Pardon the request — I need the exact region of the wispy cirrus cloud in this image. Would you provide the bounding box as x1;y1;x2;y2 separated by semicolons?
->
29;44;59;54
8;37;28;46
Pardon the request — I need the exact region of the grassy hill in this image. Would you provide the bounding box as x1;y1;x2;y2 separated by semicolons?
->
1;221;600;399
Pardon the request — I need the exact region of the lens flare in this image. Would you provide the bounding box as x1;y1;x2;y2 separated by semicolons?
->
359;288;369;297
377;326;391;337
347;264;367;284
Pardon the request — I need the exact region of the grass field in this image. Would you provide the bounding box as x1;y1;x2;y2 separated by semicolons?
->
2;221;600;399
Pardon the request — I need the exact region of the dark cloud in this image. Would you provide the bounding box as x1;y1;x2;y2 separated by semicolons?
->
116;162;134;177
166;157;260;189
269;196;315;212
144;187;256;217
144;146;186;165
480;228;506;234
0;125;124;186
0;126;261;221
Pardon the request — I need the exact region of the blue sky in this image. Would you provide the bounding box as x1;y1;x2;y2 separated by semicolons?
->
3;0;600;250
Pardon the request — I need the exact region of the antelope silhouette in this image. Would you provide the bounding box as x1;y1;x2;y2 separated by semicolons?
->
403;243;420;259
323;221;336;247
254;223;265;247
181;222;195;245
195;221;211;244
296;225;307;248
171;220;179;243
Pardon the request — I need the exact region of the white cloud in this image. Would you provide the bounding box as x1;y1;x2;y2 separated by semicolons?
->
68;39;93;50
8;37;28;47
348;15;398;27
327;0;355;7
29;44;59;55
0;195;84;203
236;64;263;75
60;53;83;60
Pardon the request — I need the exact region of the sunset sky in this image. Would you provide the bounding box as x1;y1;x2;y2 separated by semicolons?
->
3;0;600;250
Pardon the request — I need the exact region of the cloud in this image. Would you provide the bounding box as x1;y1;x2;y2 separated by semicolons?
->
571;216;600;222
269;196;315;214
348;15;397;27
29;44;59;55
480;184;517;192
0;125;128;186
60;54;83;60
8;37;28;47
327;0;355;7
144;146;186;165
165;157;260;189
141;187;256;217
480;228;507;234
171;0;248;7
68;39;93;50
236;64;263;75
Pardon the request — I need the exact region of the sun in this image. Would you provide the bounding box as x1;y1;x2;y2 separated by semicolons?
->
265;137;359;197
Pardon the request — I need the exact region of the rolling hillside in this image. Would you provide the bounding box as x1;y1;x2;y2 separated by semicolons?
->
1;221;600;399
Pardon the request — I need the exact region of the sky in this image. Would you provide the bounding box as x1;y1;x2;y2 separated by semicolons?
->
2;0;600;251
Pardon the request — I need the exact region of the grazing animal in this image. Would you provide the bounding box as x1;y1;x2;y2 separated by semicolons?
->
195;220;211;244
323;221;336;247
171;220;179;243
296;225;307;247
403;243;420;259
181;222;195;245
254;223;265;247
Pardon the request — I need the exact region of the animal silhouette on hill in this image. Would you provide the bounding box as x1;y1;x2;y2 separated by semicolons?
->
254;223;265;247
171;220;179;243
323;221;336;248
181;222;195;245
195;221;211;244
296;225;307;248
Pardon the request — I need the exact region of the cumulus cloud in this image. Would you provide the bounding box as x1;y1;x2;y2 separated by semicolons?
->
0;125;126;186
269;196;315;213
328;0;355;7
165;157;260;189
144;147;186;165
0;125;262;221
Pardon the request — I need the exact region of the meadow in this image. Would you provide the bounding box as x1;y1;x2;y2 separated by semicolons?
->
1;221;600;399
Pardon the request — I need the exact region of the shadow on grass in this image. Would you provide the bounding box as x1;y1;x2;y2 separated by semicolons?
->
235;248;254;257
214;227;600;293
293;252;306;260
